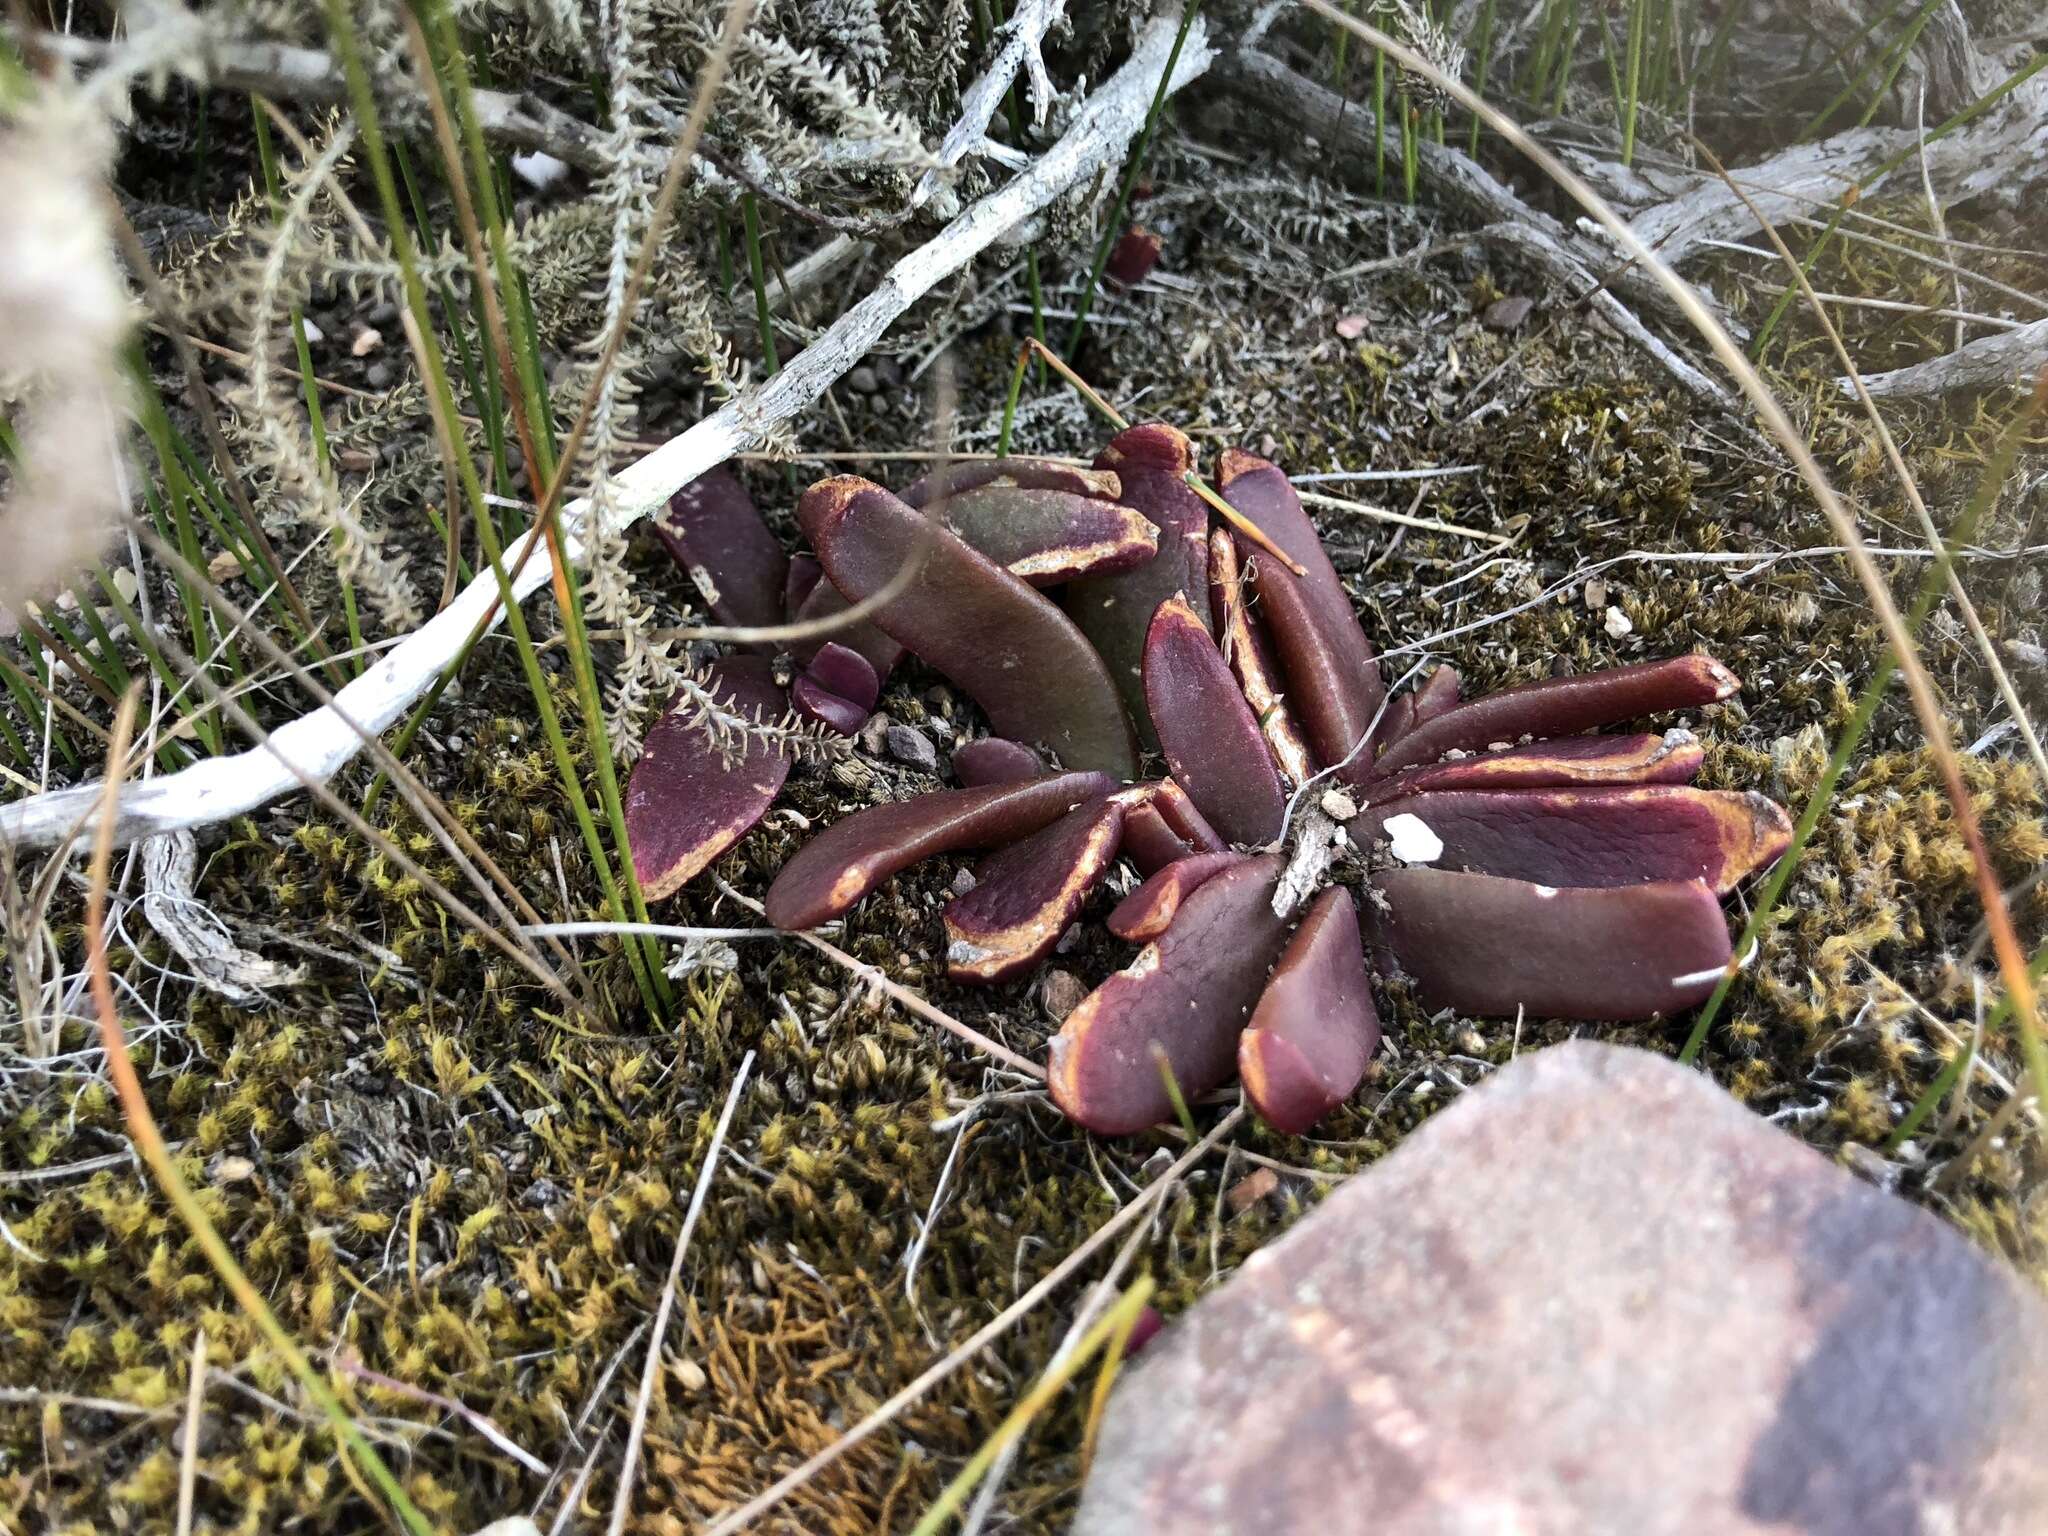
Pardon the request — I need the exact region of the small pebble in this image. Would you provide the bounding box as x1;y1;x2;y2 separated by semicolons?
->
858;710;894;756
366;361;396;389
351;325;384;357
1227;1167;1280;1215
1040;969;1088;1022
949;868;977;897
510;150;571;191
1482;295;1535;331
1319;788;1358;822
885;723;938;772
847;365;879;394
1604;604;1634;639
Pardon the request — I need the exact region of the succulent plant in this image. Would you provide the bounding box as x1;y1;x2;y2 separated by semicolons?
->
631;427;1792;1138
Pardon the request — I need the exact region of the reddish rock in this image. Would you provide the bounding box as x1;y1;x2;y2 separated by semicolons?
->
1077;1042;2048;1536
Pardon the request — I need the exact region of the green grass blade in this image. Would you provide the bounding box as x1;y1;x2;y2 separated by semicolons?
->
1064;0;1204;356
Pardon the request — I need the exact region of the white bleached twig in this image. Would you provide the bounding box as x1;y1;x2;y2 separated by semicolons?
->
1848;314;2048;398
939;0;1066;168
0;13;1214;854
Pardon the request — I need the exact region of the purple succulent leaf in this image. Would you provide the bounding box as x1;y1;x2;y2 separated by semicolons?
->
1358;785;1792;894
654;468;788;639
1124;1305;1165;1357
1218;449;1385;768
790;577;905;679
1107;851;1246;943
1209;528;1316;784
1364;654;1742;781
936;486;1160;587
789;675;869;736
1379;694;1415;744
898;458;1122;508
1121;800;1196;876
763;770;1114;930
801;477;1139;780
784;553;824;620
624;656;793;901
944;796;1126;983
1068;424;1212;750
1238;885;1381;1135
1412;664;1462;726
1106;225;1163;290
1150;777;1228;855
1048;853;1291;1136
1358;731;1706;807
1144;593;1287;847
952;737;1047;787
1364;868;1734;1020
805;641;879;711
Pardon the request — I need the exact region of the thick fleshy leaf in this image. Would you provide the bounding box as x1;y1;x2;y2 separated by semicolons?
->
1365;868;1733;1020
1144;594;1286;846
626;656;792;901
764;770;1114;930
654;468;787;638
1069;424;1212;749
953;737;1046;787
899;458;1122;507
790;577;904;678
802;477;1139;779
1359;730;1705;808
1379;694;1414;744
1359;784;1791;893
1219;450;1384;768
1238;886;1381;1134
1209;529;1314;783
1122;801;1194;875
1365;654;1742;780
1107;224;1163;289
806;641;879;711
785;553;824;619
1107;851;1245;942
1151;777;1227;854
934;487;1159;586
1411;663;1462;727
789;675;867;736
1120;778;1227;875
1048;854;1290;1136
945;796;1126;982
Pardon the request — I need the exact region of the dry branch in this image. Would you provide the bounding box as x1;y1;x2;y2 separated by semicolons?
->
1212;47;1729;404
0;12;1215;853
1851;316;2048;398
